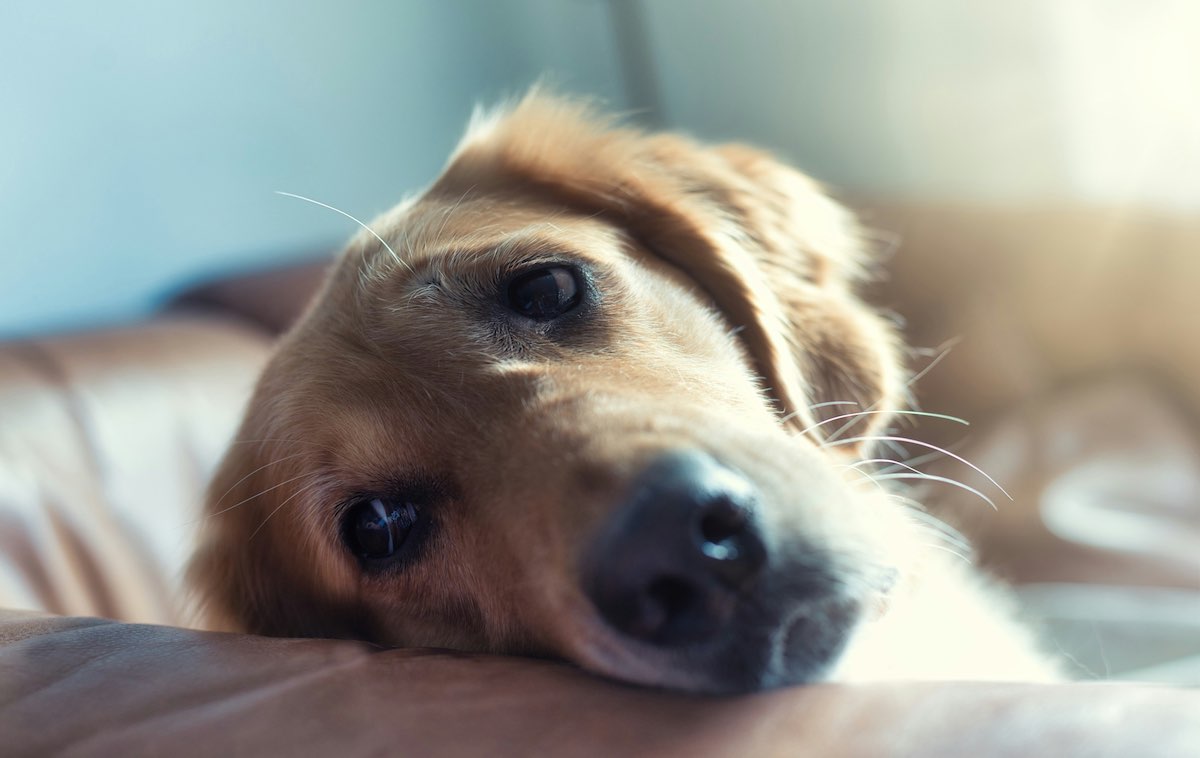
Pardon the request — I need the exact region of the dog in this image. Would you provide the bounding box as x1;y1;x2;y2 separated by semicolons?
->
189;92;1054;693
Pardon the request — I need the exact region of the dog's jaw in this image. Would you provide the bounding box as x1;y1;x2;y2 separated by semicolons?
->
563;587;875;693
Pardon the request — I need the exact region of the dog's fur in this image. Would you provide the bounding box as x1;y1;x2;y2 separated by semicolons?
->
189;93;1054;692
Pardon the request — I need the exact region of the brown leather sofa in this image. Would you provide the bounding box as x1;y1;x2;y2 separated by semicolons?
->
2;203;1198;755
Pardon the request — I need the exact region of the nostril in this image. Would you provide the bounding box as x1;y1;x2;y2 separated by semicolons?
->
697;497;748;547
647;576;697;621
596;574;708;644
695;496;758;566
693;495;767;588
639;575;711;644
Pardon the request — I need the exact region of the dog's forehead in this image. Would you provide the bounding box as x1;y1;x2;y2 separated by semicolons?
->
351;195;620;277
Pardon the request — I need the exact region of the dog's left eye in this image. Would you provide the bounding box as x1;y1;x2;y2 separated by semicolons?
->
505;265;581;320
344;497;419;561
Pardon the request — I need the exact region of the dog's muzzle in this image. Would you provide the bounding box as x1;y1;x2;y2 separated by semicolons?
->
582;449;866;692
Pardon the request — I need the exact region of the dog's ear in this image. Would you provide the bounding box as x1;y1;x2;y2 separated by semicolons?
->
711;143;907;445
440;94;905;447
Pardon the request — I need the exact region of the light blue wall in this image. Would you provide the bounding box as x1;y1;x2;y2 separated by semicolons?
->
0;0;626;336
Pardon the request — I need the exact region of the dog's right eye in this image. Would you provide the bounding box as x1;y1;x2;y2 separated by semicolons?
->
344;497;419;561
505;265;581;321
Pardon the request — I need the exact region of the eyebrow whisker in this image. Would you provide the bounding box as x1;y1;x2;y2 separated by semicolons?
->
276;190;412;273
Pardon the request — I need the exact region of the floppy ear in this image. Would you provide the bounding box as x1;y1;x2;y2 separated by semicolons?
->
711;143;907;443
439;94;905;447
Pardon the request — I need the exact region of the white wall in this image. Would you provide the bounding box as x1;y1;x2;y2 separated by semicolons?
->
637;0;1200;207
0;0;625;336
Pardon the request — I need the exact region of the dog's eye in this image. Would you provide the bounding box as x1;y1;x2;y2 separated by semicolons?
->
506;265;581;320
345;497;419;561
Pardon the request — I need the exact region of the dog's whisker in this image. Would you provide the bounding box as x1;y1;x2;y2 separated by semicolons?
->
902;508;974;551
869;472;998;510
823;338;962;440
826;401;888;441
847;457;926;477
882;491;925;509
837;463;890;498
906;337;962;389
919;540;973;566
204;471;316;520
895;502;974;551
839;459;977;554
206;451;311;512
874;449;948;474
275;190;412;273
846;452;981;548
247;479;324;542
781;400;858;426
824;434;1012;501
809;400;861;410
799;409;969;439
913;526;974;558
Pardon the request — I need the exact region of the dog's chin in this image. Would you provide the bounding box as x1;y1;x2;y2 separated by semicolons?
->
575;594;866;695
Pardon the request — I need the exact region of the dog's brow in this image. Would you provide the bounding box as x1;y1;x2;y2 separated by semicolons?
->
412;231;590;276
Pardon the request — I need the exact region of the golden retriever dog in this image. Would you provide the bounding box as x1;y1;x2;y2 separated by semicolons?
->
190;92;1053;693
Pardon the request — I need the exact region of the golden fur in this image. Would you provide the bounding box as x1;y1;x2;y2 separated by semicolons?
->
190;92;1052;691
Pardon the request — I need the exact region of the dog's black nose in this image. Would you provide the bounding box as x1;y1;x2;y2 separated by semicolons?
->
584;450;768;646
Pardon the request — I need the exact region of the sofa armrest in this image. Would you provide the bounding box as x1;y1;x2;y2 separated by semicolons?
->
169;258;332;334
2;610;1196;757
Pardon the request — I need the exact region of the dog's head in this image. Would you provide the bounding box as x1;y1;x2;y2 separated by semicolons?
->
190;93;919;693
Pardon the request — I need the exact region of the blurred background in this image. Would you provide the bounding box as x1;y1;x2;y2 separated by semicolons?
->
1;1;1198;685
4;0;1198;335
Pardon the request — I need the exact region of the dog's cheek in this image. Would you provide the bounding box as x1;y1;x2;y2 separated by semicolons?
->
191;518;363;638
469;467;603;655
189;444;365;639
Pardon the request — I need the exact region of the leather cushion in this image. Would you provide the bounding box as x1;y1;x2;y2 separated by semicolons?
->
0;317;271;625
1;610;1197;757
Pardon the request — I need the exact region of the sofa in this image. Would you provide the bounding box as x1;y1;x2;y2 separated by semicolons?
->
2;203;1198;755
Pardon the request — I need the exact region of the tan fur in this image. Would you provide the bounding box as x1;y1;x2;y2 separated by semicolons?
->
189;92;1053;690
